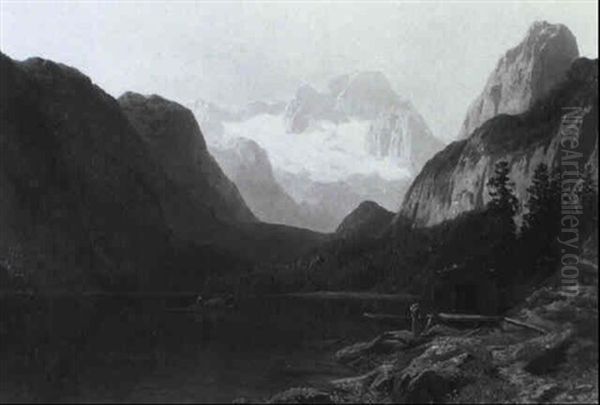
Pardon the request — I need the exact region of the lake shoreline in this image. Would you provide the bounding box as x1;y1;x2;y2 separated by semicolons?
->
259;284;598;403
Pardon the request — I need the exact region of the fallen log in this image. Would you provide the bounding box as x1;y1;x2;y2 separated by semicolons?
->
437;312;501;324
364;312;548;334
363;312;409;321
502;316;548;334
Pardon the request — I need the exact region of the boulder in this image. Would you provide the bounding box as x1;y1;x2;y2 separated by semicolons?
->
519;328;575;374
334;330;415;364
492;327;575;373
392;337;494;403
420;324;464;338
331;363;395;402
529;383;563;402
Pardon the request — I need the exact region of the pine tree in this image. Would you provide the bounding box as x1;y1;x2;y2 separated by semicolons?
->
485;160;519;282
487;160;519;236
520;163;562;278
523;163;559;234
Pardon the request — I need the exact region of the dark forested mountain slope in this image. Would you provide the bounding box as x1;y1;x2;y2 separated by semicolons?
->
0;53;324;291
335;201;394;239
0;53;175;289
116;92;327;263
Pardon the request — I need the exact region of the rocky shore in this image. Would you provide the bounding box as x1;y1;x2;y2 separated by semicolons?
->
258;281;598;403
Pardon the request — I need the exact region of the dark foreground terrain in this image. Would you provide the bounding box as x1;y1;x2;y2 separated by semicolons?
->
0;292;414;402
264;274;598;403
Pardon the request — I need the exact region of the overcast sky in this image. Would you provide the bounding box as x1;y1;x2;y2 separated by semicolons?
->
1;1;597;141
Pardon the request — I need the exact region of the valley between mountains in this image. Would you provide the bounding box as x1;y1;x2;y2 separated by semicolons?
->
0;20;597;404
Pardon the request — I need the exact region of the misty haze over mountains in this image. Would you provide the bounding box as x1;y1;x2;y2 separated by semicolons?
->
181;20;590;232
188;70;442;231
2;2;597;141
2;1;597;234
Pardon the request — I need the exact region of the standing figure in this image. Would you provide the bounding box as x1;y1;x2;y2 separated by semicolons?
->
410;302;423;337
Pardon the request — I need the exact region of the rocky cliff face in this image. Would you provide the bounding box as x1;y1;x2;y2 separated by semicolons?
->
283;71;443;171
457;21;579;139
211;137;307;227
334;71;400;119
118;92;256;229
400;58;598;227
284;84;341;133
367;102;444;170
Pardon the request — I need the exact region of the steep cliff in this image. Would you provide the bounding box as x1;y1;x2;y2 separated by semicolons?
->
211;137;307;227
118;92;257;231
457;21;579;139
400;58;598;227
282;71;442;172
367;102;444;170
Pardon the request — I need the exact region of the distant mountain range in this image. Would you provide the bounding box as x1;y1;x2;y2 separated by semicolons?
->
188;70;444;231
1;21;596;292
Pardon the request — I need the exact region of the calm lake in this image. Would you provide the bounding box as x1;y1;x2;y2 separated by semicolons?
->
0;293;414;402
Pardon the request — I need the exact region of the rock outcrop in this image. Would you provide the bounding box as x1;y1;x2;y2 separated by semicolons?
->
457;21;579;139
264;270;598;404
400;57;598;227
283;71;443;171
367;102;444;170
210;137;307;227
334;330;415;365
284;84;341;133
392;336;495;403
284;71;404;134
334;71;400;119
